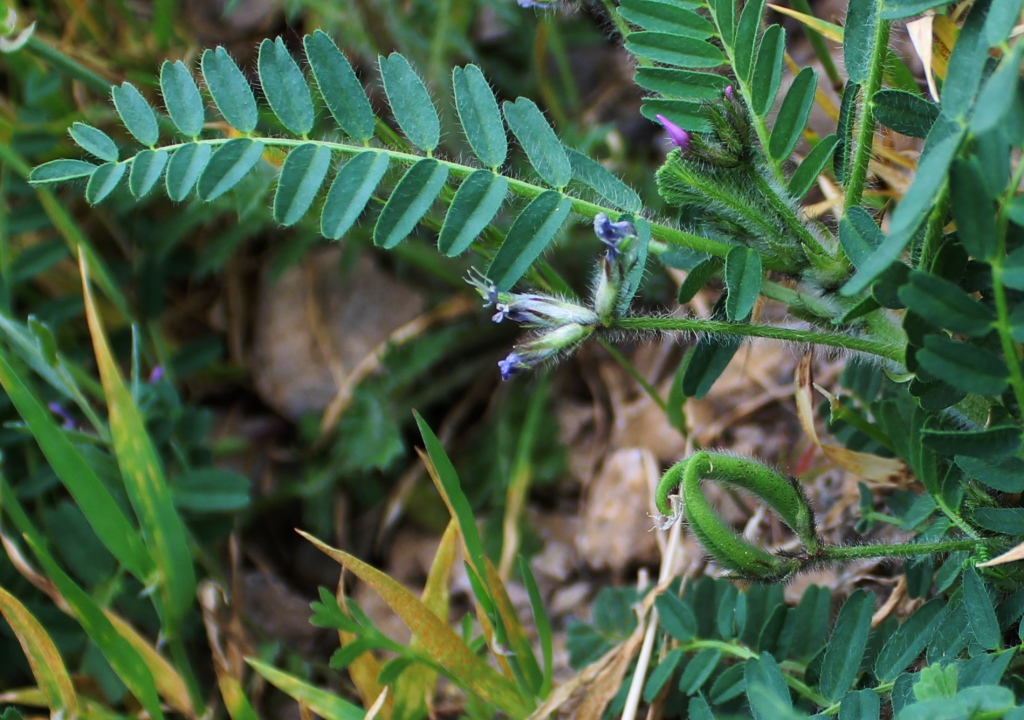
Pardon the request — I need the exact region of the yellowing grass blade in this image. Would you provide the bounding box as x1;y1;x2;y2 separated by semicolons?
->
105;612;194;717
0;584;78;718
247;659;363;720
80;251;196;633
298;531;531;719
767;5;843;42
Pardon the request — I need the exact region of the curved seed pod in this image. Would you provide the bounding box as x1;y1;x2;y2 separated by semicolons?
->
656;452;819;580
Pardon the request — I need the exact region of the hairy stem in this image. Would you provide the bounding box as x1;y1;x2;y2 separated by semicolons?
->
822;538;991;561
844;20;891;209
611;316;904;363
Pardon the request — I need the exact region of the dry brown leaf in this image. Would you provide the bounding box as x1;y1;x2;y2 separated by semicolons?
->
907;15;938;100
979;541;1024;567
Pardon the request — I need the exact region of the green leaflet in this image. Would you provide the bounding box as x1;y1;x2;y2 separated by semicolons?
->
922;425;1022;458
85;162;126;204
379;53;439;153
881;0;953;18
172;468;251;512
843;0;879;84
874;599;949;681
487;190;572;291
643;648;685;702
915;335;1007;396
128;148;169;198
679;648;722;694
734;0;768;80
711;0;736;47
635;67;730;101
159;60;205;138
724;245;761;321
751;25;785;117
943;0;1003;120
681;334;741;399
437;169;507;256
111;82;159;147
656;592;697;642
29;159;98;184
274;143;332;226
565;147;642;213
950;158;998;260
973;508;1024;536
258;37;314;136
640;98;712;132
745;654;792;720
320;151;389;240
70;123;118;162
769;68;817;161
818;590;874;702
833;81;860;184
165;143;212;201
839;689;880;720
304;31;375;143
963;568;1001;650
838;208;882;269
788;135;838;198
873;89;938;139
898;271;995;336
201;47;258;134
955;455;1024;492
625;32;725;69
619;0;716;37
678;257;723;304
502;98;571;189
452;64;508;170
373;157;448;249
197;138;266;201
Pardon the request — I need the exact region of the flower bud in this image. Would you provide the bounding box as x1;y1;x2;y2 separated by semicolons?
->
655;114;691;152
498;323;594;380
592;257;618;325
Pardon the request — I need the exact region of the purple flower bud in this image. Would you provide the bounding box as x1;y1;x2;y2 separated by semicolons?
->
655;114;690;151
499;352;526;381
725;85;734;101
497;323;594;380
465;268;501;308
149;366;164;383
47;401;75;430
594;212;637;261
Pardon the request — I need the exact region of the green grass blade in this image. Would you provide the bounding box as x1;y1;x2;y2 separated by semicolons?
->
248;659;362;720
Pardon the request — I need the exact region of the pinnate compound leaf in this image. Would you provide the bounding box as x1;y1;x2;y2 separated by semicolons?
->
819;589;873;702
373;158;448;249
29;159;98;184
85;162;126;204
258;38;314;136
565;147;642;213
247;659;363;720
619;0;716;37
82;261;196;633
129;149;169;197
751;25;785;116
963;567;1001;650
197;138;265;201
955;455;1024;492
487;190;573;291
724;245;761;321
874;598;949;681
70;122;118;162
299;532;530;718
788;133;838;198
321;152;389;240
304;31;374;142
379;53;439;153
201;47;258;134
897;271;995;336
735;0;768;79
873;89;938;139
656;592;697;642
112;82;159;147
625;32;726;68
0;584;78;716
438;169;507;256
503;98;572;188
916;335;1007;396
274;143;332;226
769;67;817;160
165;143;212;201
452;64;508;169
159;60;205;137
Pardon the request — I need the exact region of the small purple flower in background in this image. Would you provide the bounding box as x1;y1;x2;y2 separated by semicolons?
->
517;0;553;7
593;212;636;260
725;85;734;101
149;366;164;383
47;401;75;430
655;114;690;152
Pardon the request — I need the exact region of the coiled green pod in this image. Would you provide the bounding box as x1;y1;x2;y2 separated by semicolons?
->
656;452;819;581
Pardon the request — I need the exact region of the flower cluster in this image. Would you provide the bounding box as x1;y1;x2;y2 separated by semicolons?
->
470;212;641;380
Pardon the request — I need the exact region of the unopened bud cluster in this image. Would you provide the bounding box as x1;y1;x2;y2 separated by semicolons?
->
469;213;641;380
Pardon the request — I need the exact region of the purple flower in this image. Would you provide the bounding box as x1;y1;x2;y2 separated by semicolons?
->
149;366;164;383
655;114;690;151
497;323;595;380
466;269;598;327
594;212;636;257
498;352;526;381
725;85;734;101
517;0;553;6
47;401;75;430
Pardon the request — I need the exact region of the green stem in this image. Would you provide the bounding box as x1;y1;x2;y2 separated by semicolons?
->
748;170;832;259
24;35;112;96
844;20;891;209
611;316;904;362
600;0;647;65
168;634;206;716
992;158;1024;422
106;136;743;263
598;338;668;414
822;538;990;561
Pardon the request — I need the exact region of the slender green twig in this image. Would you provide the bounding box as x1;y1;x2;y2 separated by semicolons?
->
598;338;669;413
844;20;891;209
611;316;904;362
